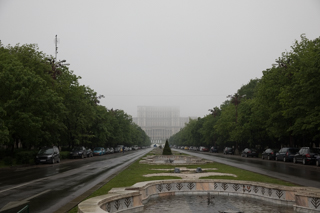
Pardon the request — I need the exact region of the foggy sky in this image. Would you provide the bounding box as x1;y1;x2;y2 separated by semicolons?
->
1;0;320;117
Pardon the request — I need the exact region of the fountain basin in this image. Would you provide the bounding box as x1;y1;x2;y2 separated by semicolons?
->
77;179;320;213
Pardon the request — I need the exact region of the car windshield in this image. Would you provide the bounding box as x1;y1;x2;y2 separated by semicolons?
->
38;148;54;155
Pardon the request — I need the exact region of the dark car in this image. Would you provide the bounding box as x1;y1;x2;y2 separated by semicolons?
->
241;148;258;157
223;147;234;155
70;146;87;159
35;146;60;164
275;147;300;162
293;147;320;165
261;148;278;160
210;146;218;153
86;148;93;157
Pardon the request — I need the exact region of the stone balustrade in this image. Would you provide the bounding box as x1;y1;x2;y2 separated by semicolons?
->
78;179;320;213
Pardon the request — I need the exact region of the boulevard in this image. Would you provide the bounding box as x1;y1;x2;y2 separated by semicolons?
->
1;147;320;213
0;148;152;213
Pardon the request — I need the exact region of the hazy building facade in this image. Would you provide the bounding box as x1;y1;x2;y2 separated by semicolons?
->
133;106;190;144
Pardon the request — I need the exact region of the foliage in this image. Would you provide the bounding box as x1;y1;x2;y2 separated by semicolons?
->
170;35;320;150
3;156;13;165
162;139;172;155
0;43;150;156
15;150;37;164
60;151;70;160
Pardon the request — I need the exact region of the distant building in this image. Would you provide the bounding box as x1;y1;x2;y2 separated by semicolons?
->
132;106;194;144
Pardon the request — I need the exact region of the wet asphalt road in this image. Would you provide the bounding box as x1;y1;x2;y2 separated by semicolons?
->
174;149;320;188
0;148;152;213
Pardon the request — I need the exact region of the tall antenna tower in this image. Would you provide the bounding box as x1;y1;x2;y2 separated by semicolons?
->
55;35;59;60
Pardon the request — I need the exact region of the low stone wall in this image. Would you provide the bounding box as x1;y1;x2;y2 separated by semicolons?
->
78;179;320;213
139;155;212;165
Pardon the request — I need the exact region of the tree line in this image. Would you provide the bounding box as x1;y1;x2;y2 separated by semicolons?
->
0;42;150;152
169;35;320;151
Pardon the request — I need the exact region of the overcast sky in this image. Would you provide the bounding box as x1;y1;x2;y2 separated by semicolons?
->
1;0;320;118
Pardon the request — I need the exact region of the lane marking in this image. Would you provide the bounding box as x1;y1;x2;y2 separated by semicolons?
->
27;189;51;200
0;190;51;211
0;177;48;194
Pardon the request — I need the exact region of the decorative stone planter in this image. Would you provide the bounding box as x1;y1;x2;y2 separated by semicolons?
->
139;155;212;165
78;179;320;213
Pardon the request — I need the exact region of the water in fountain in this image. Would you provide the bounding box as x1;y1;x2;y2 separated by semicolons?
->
141;194;293;213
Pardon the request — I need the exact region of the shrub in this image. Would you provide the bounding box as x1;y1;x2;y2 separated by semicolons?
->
0;149;7;160
162;140;172;155
61;147;71;152
3;156;13;165
15;150;37;164
60;151;69;160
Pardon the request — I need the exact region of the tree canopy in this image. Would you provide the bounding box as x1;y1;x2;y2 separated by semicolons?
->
0;43;150;151
169;35;320;150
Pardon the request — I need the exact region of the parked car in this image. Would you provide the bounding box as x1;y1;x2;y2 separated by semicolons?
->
275;147;300;162
261;148;278;160
133;145;139;150
293;147;320;165
86;148;93;157
241;148;258;157
114;146;121;153
109;147;114;153
105;148;110;154
223;147;234;155
93;147;105;156
210;146;218;153
199;146;209;152
70;146;87;159
35;146;60;164
316;154;320;167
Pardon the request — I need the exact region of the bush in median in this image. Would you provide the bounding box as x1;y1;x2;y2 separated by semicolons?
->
162;140;172;155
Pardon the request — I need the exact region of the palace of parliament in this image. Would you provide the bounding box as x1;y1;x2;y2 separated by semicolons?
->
132;106;195;144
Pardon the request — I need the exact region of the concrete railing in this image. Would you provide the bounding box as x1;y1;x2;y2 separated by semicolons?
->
78;179;320;213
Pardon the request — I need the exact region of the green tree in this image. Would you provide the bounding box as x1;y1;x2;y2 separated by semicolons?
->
278;35;320;145
0;45;66;149
162;139;172;155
